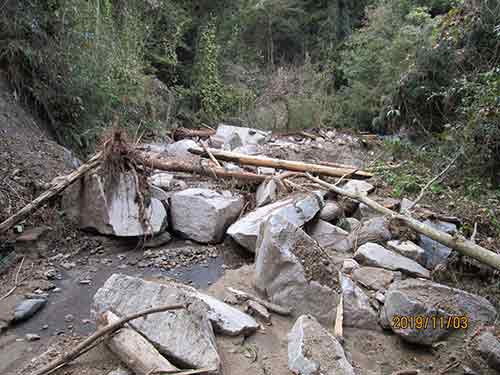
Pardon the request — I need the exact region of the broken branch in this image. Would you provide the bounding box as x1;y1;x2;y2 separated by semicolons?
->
227;287;291;315
189;147;373;179
31;304;186;375
306;174;500;270
0;153;102;234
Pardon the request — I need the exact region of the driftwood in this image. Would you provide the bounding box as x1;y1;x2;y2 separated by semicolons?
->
189;147;373;179
101;311;179;375
307;174;500;270
31;304;186;375
227;287;292;316
0;153;102;234
172;127;216;141
334;280;343;339
136;154;267;183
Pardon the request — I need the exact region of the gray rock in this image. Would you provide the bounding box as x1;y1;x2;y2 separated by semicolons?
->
232;144;263;155
66;171;167;237
354;198;399;220
149;173;174;190
308;220;349;248
14;298;47;322
387;240;426;266
215;124;270;150
352;267;395;291
399;198;415;212
288;315;355;375
25;333;41;341
170;188;244;244
340;274;379;330
341;180;374;195
107;368;132;375
382;279;497;345
257;167;276;175
246;300;271;323
227;192;324;253
144;232;172;249
354;243;430;278
256;179;278;207
418;220;457;269
319;201;344;222
350;217;392;245
255;215;338;326
223;162;245;173
166;139;198;158
337;217;361;233
341;259;360;274
93;274;220;370
477;331;500;370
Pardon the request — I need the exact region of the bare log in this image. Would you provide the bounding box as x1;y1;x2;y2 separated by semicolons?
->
189;147;373;179
227;287;291;315
136;154;267;183
307;174;500;270
30;304;186;375
334;280;343;339
0;153;102;234
101;311;179;375
172;127;215;141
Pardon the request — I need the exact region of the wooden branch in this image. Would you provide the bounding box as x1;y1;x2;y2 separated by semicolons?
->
201;142;222;168
136;154;267;183
334;291;343;339
30;304;186;375
189;147;373;179
306;174;500;270
0;153;102;234
0;256;25;301
172;127;215;141
405;151;461;212
227;287;291;315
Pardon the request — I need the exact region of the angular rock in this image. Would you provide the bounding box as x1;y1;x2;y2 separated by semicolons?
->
215;124;270;150
341;259;360;274
166;139;198;158
354;243;430;278
319;201;344;222
337;217;361;233
256;179;278;207
149;173;174;190
13;298;47;323
350;216;392;245
341;180;374;195
288;315;355;375
418;220;457;269
246;300;271;323
399;198;415;212
149;185;170;202
340;274;379;330
257;167;276;175
227;192;324;253
93;274;220;370
477;331;500;370
255;215;338;325
170;188;244;243
107;368;132;375
382;279;497;345
67;171;167;237
352;267;395;291
232;144;263;155
308;220;348;248
195;293;259;336
387;240;426;266
354;198;399;220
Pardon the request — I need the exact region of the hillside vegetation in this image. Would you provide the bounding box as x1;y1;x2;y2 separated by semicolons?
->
0;0;499;184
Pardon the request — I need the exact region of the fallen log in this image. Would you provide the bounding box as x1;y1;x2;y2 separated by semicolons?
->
189;147;373;179
172;127;216;141
100;311;179;375
136;154;267;183
0;153;102;234
334;281;343;339
227;287;291;316
307;174;500;271
31;304;186;375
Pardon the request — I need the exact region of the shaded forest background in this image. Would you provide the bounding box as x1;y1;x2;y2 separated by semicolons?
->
0;0;499;184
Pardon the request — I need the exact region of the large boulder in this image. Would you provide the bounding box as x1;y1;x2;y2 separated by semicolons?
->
352;267;396;291
288;315;355;375
386;240;426;266
354;243;430;278
329;217;392;253
227;192;324;253
214;124;270;150
381;279;497;345
255;215;338;325
307;220;349;248
340;274;379;330
65;171;167;237
93;274;220;370
418;220;457;269
170;188;244;243
319;201;344;222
